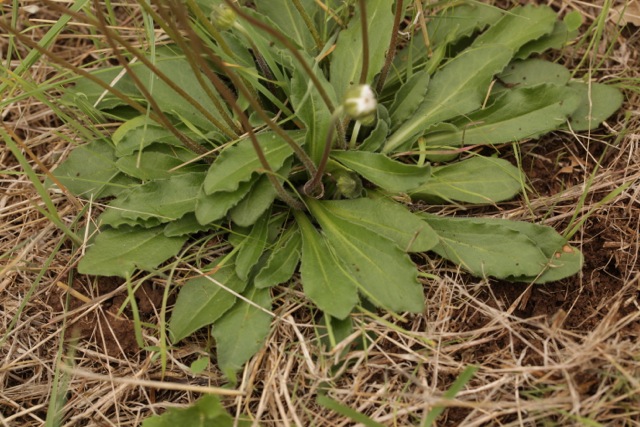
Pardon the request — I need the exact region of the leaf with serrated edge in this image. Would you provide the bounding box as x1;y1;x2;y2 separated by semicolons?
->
78;227;187;277
295;211;359;319
422;215;551;278
254;226;301;289
203;131;302;194
331;151;431;193
388;70;430;130
330;0;394;101
195;178;255;226
410;157;522;204
316;196;438;252
170;261;247;343
212;285;272;383
307;199;424;313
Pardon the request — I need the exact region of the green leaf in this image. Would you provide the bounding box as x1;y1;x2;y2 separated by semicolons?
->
115;144;205;181
254;226;302;289
235;211;270;281
112;116;183;157
141;394;252;427
78;227;187;277
427;84;582;147
314;196;438;252
384;45;513;152
566;82;624;132
71;50;233;132
410;157;523;204
212;285;272;383
472;5;557;52
422;215;556;279
50;140;129;198
295;211;359;320
498;59;571;88
331;151;431;192
99;172;205;225
515;13;582;60
195;178;255;225
189;357;209;374
464;217;583;283
291;67;337;164
316;394;385;427
255;0;318;53
388;70;430;130
163;213;217;237
229;159;292;227
203;131;302;194
170;262;247;342
330;0;394;101
358;105;390;152
391;3;502;84
307;199;424;314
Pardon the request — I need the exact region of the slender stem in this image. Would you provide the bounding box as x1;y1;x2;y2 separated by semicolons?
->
304;108;342;198
166;2;305;210
357;0;370;85
92;0;210;158
223;0;336;113
186;0;234;58
376;0;404;94
292;0;324;52
136;0;242;136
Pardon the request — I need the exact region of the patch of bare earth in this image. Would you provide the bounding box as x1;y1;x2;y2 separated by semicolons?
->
1;0;639;426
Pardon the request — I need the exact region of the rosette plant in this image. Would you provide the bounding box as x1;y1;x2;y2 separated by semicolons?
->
34;0;622;381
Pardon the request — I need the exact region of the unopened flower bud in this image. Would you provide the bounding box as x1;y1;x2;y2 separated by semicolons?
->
343;84;377;122
210;4;236;31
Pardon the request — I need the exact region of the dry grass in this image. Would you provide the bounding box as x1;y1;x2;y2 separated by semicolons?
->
1;0;639;426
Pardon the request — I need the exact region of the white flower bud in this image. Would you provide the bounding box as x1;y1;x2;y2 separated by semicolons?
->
343;84;377;122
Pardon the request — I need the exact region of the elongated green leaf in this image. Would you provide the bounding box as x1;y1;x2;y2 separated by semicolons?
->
462;217;583;283
422;215;553;279
388;70;430;130
203;131;302;194
163;213;217;237
391;3;502;85
315;196;438;252
254;226;301;289
78;227;187;277
112;116;184;157
330;0;394;101
170;262;247;343
566;82;624;132
195;178;255;225
50;140;130;198
498;59;571;88
229;158;292;227
384;45;513;152
515;11;582;60
235;211;270;281
255;0;318;53
410;157;523;204
99;172;205;225
115;145;204;181
291;67;337;164
296;212;359;320
471;5;557;51
428;84;581;147
69;50;232;132
331;151;431;192
212;285;272;383
317;395;385;427
307;200;424;313
358;107;389;152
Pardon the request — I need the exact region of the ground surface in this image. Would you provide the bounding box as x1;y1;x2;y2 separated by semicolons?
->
1;0;639;426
